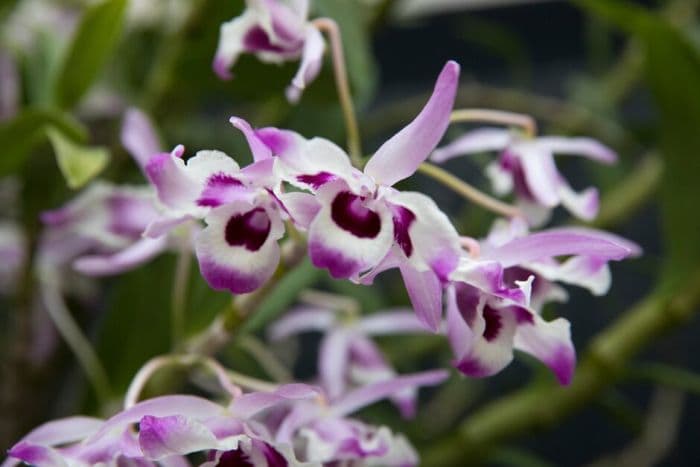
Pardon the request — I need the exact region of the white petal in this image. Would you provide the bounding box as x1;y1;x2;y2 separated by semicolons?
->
431;128;512;163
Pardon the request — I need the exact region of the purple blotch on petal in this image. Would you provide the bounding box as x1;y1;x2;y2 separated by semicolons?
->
216;449;254;467
297;171;336;189
243;26;289;53
200;259;263;293
331;192;381;239
455;358;491;378
550;345;576;386
225;208;271;251
197;173;244;207
256;128;293;155
482;306;502;342
393;205;416;257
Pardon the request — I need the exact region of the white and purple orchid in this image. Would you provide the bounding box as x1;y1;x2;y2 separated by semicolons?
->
213;0;325;102
269;306;427;417
444;226;639;384
4;371;446;466
227;61;462;331
432;129;618;225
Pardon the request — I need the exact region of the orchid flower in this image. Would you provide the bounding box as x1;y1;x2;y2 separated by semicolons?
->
230;61;461;331
213;0;325;102
143;141;299;293
269;306;427;417
38;181;164;277
431;129;617;225
445;226;639;384
484;217;642;307
5;370;446;466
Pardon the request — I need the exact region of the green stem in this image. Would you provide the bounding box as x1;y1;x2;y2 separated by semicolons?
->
450;108;537;138
40;274;112;406
312;18;363;166
417;162;521;218
423;272;700;465
170;238;191;351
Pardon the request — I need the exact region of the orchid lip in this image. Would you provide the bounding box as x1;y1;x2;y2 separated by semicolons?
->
331;191;381;239
224;208;271;251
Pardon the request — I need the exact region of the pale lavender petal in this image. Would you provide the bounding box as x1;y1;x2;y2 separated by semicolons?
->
331;370;448;417
431;128;512;163
445;285;474;360
545;226;642;257
229;384;322;419
557;184;599;221
213;9;258;79
399;264;443;332
308;181;394;279
528;255;612;296
73;236;169;276
195;201;284;294
286;25;325;103
14;416;103;445
138;415;219;459
268;306;337;340
145;146;201;211
515;144;560;207
121;108;161;172
364;61;460;186
143;214;192;238
6;442;66;467
482;230;636;268
277;191;320;229
514;315;576;385
229;116;273;161
357;310;426;335
320;329;352;400
535;136;617;164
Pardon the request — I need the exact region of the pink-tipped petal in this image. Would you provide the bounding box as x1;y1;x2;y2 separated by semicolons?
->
139;415;219;460
268;306;337;340
364;61;460;186
286;26;325;103
357;310;426;335
213;10;258;79
557;184;599;221
514;315;576;385
73;236;169;276
399;264;443;333
516;144;561;208
121;108;161;172
320;329;353;400
431;128;512;163
535;136;617;164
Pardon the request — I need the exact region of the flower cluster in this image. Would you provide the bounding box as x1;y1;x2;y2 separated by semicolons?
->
5;369;446;466
3;1;644;465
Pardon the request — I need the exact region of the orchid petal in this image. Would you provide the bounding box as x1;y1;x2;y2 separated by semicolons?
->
357;310;426;335
528;255;612;296
482;230;636;268
364;61;460;186
399;264;443;332
514;315;576;385
139;415;219;459
331;370;448;417
431;128;512;163
534;136;617;164
229;116;273;161
320;329;353;400
557;184;599;221
387;190;461;278
73;236;169;276
286;26;325;103
121;108;161;173
195;201;284;294
267;306;337;340
515;144;560;207
229;384;322;419
213;9;258;79
277;191;320;229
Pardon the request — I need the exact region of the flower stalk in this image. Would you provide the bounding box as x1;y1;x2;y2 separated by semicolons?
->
417;161;521;218
312;18;363;166
450;108;538;138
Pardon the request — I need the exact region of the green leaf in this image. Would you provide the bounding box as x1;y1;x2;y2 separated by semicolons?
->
52;0;128;109
47;128;109;189
0;108;87;176
576;0;700;285
314;0;378;106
